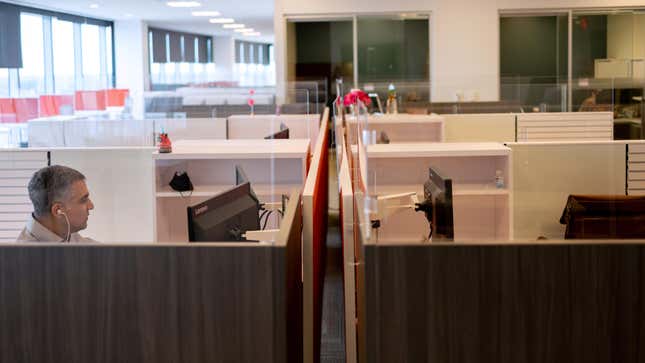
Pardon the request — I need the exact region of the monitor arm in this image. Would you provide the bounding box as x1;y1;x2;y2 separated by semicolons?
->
370;192;419;229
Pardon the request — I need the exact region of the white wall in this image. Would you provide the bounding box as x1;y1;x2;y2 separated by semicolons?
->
608;13;645;59
214;35;235;81
114;20;149;118
274;0;645;102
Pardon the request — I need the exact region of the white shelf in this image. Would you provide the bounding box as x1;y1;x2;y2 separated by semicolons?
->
346;113;444;124
153;139;310;160
364;142;510;158
372;183;510;197
156;184;301;198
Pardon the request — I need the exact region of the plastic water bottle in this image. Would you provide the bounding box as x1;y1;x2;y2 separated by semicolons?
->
495;170;504;189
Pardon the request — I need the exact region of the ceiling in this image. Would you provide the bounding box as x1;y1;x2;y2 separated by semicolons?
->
9;0;275;42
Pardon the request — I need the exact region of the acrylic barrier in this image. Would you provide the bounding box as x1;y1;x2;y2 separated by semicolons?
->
345;113;444;144
0;190;303;363
509;141;628;241
26;117;228;147
227;114;321;145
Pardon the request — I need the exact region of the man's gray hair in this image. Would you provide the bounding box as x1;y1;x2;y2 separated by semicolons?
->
28;165;85;217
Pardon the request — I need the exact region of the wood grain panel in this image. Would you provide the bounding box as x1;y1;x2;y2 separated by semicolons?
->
0;243;301;363
360;243;645;363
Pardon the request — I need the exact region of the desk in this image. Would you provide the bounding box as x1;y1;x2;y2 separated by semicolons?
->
153;139;310;242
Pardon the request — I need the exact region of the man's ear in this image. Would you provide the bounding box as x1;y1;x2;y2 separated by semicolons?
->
50;202;63;217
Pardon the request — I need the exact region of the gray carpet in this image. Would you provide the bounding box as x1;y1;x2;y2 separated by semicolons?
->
320;147;346;363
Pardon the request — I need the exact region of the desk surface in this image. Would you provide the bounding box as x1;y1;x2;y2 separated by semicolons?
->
154;139;310;159
356;142;510;158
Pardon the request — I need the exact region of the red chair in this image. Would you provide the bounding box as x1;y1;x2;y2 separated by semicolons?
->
14;98;39;123
0;98;16;123
39;95;74;117
75;90;107;111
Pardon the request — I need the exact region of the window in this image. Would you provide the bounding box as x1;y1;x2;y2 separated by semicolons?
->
0;69;8;97
52;18;75;94
81;23;101;89
19;13;45;96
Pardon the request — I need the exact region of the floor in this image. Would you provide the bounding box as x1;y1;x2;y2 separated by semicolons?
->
320;147;346;363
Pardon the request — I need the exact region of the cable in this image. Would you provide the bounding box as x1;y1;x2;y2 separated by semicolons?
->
61;211;71;242
262;210;273;230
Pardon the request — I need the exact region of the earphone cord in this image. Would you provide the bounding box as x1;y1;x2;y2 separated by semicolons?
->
62;212;71;242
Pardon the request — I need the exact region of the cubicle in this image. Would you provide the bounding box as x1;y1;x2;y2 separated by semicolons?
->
0;147;156;243
348;138;645;363
152;139;310;242
0;190;303;363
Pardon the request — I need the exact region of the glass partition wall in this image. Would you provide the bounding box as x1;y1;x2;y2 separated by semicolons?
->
287;14;430;108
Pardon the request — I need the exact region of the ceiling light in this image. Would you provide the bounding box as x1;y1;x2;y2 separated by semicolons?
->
209;18;234;24
245;32;261;36
222;23;244;29
89;3;99;8
166;1;201;8
124;13;133;17
192;11;220;16
234;28;254;33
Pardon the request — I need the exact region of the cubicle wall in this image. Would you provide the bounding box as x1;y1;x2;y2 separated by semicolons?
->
443;113;516;142
0;149;49;242
0;191;303;363
357;238;645;363
516;112;613;142
302;108;329;363
509;141;626;240
338;130;357;363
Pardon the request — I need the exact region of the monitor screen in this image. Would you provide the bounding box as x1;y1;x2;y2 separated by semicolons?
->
264;127;290;139
423;167;454;241
187;182;260;242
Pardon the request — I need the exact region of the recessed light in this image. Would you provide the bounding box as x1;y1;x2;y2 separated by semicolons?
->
89;3;99;8
166;1;201;8
192;11;220;16
209;18;234;24
234;28;254;33
124;13;133;17
222;23;244;29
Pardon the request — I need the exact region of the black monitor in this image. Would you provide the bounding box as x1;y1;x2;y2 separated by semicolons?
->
235;165;259;205
417;167;454;241
265;123;289;139
187;182;261;242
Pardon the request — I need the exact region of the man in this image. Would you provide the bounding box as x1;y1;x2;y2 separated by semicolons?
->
16;165;96;242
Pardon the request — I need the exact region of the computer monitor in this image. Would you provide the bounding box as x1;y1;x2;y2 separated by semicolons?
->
235;164;259;205
368;93;383;114
264;127;289;139
187;182;261;242
420;167;454;241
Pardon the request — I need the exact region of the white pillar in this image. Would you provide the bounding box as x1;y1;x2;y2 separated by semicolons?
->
214;35;235;81
114;20;149;118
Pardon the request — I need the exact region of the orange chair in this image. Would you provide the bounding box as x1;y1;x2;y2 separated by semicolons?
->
106;89;129;107
39;95;74;116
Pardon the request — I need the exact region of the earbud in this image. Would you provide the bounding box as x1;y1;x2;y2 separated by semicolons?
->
57;210;65;216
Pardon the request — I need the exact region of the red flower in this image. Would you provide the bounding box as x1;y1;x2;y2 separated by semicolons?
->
248;98;255;106
343;89;371;106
